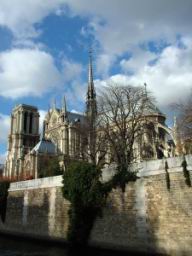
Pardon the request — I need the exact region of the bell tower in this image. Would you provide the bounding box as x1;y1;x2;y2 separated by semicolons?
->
4;104;40;179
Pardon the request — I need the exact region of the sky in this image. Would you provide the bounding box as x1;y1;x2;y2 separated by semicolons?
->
0;0;192;163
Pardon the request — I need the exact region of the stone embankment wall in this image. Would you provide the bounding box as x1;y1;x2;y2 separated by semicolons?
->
1;155;192;255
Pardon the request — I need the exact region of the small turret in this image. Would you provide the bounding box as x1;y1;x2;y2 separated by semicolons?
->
62;95;68;123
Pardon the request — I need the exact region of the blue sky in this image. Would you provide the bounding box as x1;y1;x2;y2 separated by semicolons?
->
0;0;192;163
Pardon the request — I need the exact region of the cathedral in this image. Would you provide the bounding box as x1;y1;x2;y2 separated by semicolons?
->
4;52;178;180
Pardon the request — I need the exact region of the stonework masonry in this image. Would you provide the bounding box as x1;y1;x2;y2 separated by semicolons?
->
1;155;192;255
4;54;178;181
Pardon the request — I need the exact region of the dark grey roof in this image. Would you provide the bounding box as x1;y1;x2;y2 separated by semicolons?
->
14;104;38;111
145;101;164;116
67;112;86;124
31;139;56;154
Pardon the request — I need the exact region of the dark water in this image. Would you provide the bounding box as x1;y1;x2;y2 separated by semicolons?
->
0;237;66;256
0;235;160;256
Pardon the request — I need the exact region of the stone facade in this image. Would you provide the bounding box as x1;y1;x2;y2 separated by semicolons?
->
4;52;178;179
3;52;96;179
44;107;85;160
4;104;40;179
1;155;192;255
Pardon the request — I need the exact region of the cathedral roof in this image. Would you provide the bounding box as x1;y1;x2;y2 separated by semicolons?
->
31;139;56;154
45;108;86;124
144;101;165;117
14;104;38;112
67;112;85;123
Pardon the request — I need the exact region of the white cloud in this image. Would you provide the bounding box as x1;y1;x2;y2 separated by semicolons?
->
0;46;84;100
96;53;116;77
0;1;191;53
63;0;192;53
0;0;192;113
13;39;45;49
0;48;61;99
120;49;157;73
39;109;47;134
71;109;83;115
65;80;87;111
0;0;191;78
0;0;66;38
61;0;192;77
0;113;10;143
95;39;192;109
130;43;192;107
62;58;83;82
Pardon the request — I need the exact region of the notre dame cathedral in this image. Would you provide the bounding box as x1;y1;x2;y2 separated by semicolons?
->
4;52;178;180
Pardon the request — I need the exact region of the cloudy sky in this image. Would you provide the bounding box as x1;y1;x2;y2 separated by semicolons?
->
0;0;192;163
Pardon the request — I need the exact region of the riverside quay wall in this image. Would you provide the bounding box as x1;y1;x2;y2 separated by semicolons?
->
1;155;192;255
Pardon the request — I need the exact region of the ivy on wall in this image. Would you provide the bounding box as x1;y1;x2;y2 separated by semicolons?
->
110;167;137;192
62;161;138;246
62;161;109;246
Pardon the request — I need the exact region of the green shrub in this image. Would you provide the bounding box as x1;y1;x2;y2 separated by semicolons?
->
62;161;108;246
62;160;138;246
39;157;63;178
110;167;137;192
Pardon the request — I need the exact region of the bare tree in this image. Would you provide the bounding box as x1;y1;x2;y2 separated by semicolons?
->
173;94;192;154
97;84;154;177
78;115;108;168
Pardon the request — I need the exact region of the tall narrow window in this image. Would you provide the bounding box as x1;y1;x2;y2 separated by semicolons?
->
29;113;33;134
24;112;28;133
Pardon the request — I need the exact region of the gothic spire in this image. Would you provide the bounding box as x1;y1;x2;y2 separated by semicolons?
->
62;95;68;121
62;95;67;112
86;49;97;162
87;48;96;100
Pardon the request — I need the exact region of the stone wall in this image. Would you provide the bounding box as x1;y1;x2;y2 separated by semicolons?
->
1;155;192;255
0;176;70;239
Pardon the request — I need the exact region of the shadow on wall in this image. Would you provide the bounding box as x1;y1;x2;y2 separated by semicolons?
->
25;192;49;236
90;181;161;254
90;184;135;248
1;159;192;256
0;181;10;223
2;190;49;237
146;160;192;255
91;164;192;255
0;197;8;223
